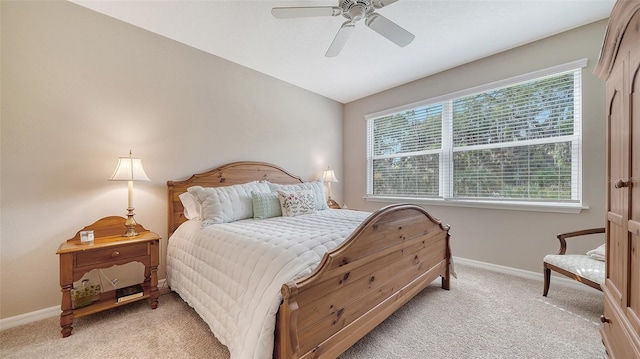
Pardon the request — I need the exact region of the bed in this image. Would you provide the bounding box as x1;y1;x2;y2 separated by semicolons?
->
166;161;452;359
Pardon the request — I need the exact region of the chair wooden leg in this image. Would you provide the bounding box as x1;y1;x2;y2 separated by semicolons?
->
543;266;551;297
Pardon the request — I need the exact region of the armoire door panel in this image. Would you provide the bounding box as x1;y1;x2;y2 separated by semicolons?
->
630;233;640;336
607;223;628;306
607;79;629;218
631;50;640;223
606;63;629;308
628;44;640;339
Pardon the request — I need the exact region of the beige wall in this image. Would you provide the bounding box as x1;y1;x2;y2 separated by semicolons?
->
343;20;608;273
0;1;343;319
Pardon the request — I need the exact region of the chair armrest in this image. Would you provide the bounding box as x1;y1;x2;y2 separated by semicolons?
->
556;227;605;255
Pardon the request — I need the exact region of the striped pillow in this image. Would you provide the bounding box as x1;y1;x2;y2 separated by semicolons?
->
251;191;282;219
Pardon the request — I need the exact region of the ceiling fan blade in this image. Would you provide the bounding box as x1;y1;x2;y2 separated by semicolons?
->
325;21;356;57
272;6;341;19
365;13;415;47
372;0;400;9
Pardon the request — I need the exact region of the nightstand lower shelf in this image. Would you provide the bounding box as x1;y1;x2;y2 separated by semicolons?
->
73;287;152;318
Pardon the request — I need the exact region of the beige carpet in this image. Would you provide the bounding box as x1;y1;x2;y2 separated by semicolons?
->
0;264;606;359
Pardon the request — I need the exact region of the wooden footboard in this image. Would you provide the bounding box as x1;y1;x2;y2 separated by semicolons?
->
274;203;451;359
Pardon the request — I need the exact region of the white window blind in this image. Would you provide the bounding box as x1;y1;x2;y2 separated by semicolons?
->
367;61;584;205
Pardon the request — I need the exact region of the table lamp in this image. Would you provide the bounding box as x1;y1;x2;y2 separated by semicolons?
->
109;150;150;237
322;167;340;209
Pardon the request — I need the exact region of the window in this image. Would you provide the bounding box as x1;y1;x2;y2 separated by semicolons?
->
366;60;585;211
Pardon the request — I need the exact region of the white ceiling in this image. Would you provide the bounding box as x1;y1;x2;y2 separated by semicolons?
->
70;0;615;104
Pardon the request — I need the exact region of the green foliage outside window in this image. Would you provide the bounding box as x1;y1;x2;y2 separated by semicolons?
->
368;70;580;202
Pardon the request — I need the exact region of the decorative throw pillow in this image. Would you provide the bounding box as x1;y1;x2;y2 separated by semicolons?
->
587;244;606;261
252;191;282;219
277;189;317;217
268;180;328;211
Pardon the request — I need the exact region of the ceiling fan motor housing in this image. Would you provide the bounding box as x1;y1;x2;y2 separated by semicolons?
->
340;0;375;21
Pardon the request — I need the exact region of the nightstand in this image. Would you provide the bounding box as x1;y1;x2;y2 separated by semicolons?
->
56;216;160;337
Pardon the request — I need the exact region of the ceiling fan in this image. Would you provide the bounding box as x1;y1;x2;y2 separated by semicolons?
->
272;0;415;57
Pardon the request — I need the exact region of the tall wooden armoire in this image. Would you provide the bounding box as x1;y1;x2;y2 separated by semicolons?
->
594;1;640;358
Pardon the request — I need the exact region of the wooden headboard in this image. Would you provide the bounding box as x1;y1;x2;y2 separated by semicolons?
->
167;161;305;236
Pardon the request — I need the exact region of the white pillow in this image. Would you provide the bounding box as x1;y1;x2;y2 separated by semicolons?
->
277;189;317;217
587;243;606;261
178;192;201;220
188;181;271;225
268;180;328;211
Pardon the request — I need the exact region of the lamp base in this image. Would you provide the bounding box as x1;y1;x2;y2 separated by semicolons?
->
123;208;139;237
327;198;342;209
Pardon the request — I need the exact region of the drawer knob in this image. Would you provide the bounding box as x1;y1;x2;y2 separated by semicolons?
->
111;251;120;257
614;179;631;189
600;315;610;324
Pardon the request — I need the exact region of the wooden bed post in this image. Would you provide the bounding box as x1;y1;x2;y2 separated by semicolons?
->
276;284;300;359
442;229;451;290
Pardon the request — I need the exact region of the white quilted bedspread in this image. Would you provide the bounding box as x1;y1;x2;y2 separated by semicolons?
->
166;209;371;359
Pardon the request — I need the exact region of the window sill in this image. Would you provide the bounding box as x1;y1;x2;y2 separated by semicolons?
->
364;196;588;214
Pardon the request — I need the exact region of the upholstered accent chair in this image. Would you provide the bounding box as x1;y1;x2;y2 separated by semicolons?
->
543;228;606;296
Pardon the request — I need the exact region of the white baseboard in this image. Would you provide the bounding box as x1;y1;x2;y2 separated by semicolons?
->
0;305;61;331
0;279;168;331
1;261;599;331
453;256;602;294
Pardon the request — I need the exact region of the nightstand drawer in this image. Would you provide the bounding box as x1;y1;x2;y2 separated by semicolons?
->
76;242;148;267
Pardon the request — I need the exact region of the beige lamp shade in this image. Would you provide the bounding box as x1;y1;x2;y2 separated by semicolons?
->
322;169;338;183
109;153;150;182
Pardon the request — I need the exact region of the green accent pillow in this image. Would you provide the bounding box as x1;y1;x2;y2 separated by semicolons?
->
252;191;282;219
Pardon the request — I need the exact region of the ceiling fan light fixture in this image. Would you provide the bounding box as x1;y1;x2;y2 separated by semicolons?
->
347;4;366;22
